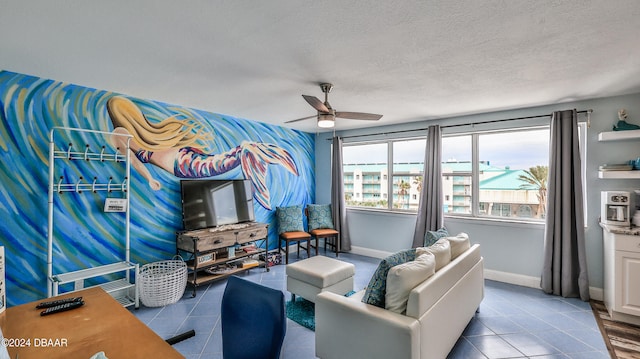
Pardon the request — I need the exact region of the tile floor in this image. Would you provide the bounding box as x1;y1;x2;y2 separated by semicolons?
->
130;251;609;359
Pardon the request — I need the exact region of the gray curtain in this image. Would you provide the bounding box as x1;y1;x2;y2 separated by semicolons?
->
331;136;350;252
541;110;589;300
412;125;444;248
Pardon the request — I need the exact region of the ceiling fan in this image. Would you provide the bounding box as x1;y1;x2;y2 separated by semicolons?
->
286;83;383;128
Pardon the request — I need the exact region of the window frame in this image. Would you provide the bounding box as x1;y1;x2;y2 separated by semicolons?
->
339;121;587;224
342;136;426;213
443;125;551;223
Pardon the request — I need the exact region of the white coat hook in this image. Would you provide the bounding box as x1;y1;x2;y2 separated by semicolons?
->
99;146;106;162
84;144;90;161
107;176;113;193
92;177;98;193
122;177;128;192
57;176;64;194
67;143;73;160
76;176;84;193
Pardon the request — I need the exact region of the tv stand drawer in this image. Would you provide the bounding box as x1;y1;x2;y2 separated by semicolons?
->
237;226;268;244
177;232;236;252
177;222;268;252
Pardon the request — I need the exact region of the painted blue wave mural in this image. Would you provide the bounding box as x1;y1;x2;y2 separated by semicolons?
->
0;71;315;306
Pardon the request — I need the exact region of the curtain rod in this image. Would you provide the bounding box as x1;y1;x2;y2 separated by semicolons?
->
331;109;592;140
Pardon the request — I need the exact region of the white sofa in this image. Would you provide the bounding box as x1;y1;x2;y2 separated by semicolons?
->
315;243;484;359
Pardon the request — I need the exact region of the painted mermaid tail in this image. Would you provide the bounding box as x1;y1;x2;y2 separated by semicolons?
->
174;141;298;209
238;142;298;209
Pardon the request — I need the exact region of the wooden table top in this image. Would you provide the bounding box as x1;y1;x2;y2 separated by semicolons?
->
0;287;184;359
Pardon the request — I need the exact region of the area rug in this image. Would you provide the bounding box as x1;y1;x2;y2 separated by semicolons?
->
286;291;356;331
591;300;640;358
286;297;316;330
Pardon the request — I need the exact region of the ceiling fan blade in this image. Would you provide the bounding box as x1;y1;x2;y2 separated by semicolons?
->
335;111;383;121
285;115;317;124
302;95;330;113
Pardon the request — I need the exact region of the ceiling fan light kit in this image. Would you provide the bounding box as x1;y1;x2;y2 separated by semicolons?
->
317;113;335;128
285;82;383;128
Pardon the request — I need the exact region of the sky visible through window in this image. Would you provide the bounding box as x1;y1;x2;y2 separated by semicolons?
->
478;129;549;170
343;143;387;163
345;128;549;171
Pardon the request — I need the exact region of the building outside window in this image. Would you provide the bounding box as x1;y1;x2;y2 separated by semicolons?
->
342;128;550;219
442;127;550;221
342;139;425;211
343;143;388;209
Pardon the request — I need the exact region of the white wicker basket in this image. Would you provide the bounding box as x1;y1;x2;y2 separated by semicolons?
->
139;257;187;307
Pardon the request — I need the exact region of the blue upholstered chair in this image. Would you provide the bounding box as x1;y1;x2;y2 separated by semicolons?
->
221;276;286;359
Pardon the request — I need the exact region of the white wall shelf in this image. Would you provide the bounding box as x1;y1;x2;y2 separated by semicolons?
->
598;130;640;179
598;129;640;142
598;171;640;179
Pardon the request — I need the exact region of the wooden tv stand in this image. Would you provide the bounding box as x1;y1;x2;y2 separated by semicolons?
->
176;222;269;296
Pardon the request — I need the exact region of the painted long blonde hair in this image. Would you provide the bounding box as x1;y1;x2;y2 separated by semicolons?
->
107;96;211;151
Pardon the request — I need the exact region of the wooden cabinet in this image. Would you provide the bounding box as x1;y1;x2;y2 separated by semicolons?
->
177;222;268;296
602;224;640;326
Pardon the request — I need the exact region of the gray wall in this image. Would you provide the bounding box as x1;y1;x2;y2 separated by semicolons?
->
315;92;640;290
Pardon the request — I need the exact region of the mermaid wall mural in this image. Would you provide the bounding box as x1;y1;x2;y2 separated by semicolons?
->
0;71;315;306
106;96;299;210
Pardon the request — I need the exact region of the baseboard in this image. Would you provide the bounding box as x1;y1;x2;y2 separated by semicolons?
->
484;269;604;301
589;287;604;302
348;245;391;259
347;248;605;301
484;269;541;289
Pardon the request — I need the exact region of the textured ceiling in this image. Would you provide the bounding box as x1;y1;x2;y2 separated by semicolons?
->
2;1;640;133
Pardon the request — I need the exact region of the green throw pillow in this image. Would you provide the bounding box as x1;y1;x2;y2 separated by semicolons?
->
276;205;304;234
307;204;335;231
424;227;448;247
362;248;417;308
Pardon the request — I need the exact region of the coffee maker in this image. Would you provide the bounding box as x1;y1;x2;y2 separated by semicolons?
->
601;191;630;227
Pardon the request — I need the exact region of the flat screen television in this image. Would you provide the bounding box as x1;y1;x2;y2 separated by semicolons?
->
180;179;255;230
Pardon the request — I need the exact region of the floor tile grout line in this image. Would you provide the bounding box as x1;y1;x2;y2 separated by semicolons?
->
132;254;610;359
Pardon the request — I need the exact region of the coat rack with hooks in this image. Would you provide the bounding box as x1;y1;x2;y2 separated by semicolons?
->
54;176;128;193
47;126;139;308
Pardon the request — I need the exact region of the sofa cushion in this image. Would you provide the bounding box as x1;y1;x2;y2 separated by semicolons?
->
385;252;436;314
276;205;304;234
362;248;417;308
424;227;448;247
405;244;482;319
420;238;451;271
446;232;470;259
307;204;335;231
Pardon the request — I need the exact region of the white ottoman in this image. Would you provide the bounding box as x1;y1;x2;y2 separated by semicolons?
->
286;256;355;303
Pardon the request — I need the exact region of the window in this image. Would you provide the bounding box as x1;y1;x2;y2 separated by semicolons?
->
392;139;426;210
343;138;426;211
340;120;586;223
442;127;550;221
343;142;388;209
442;135;472;215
